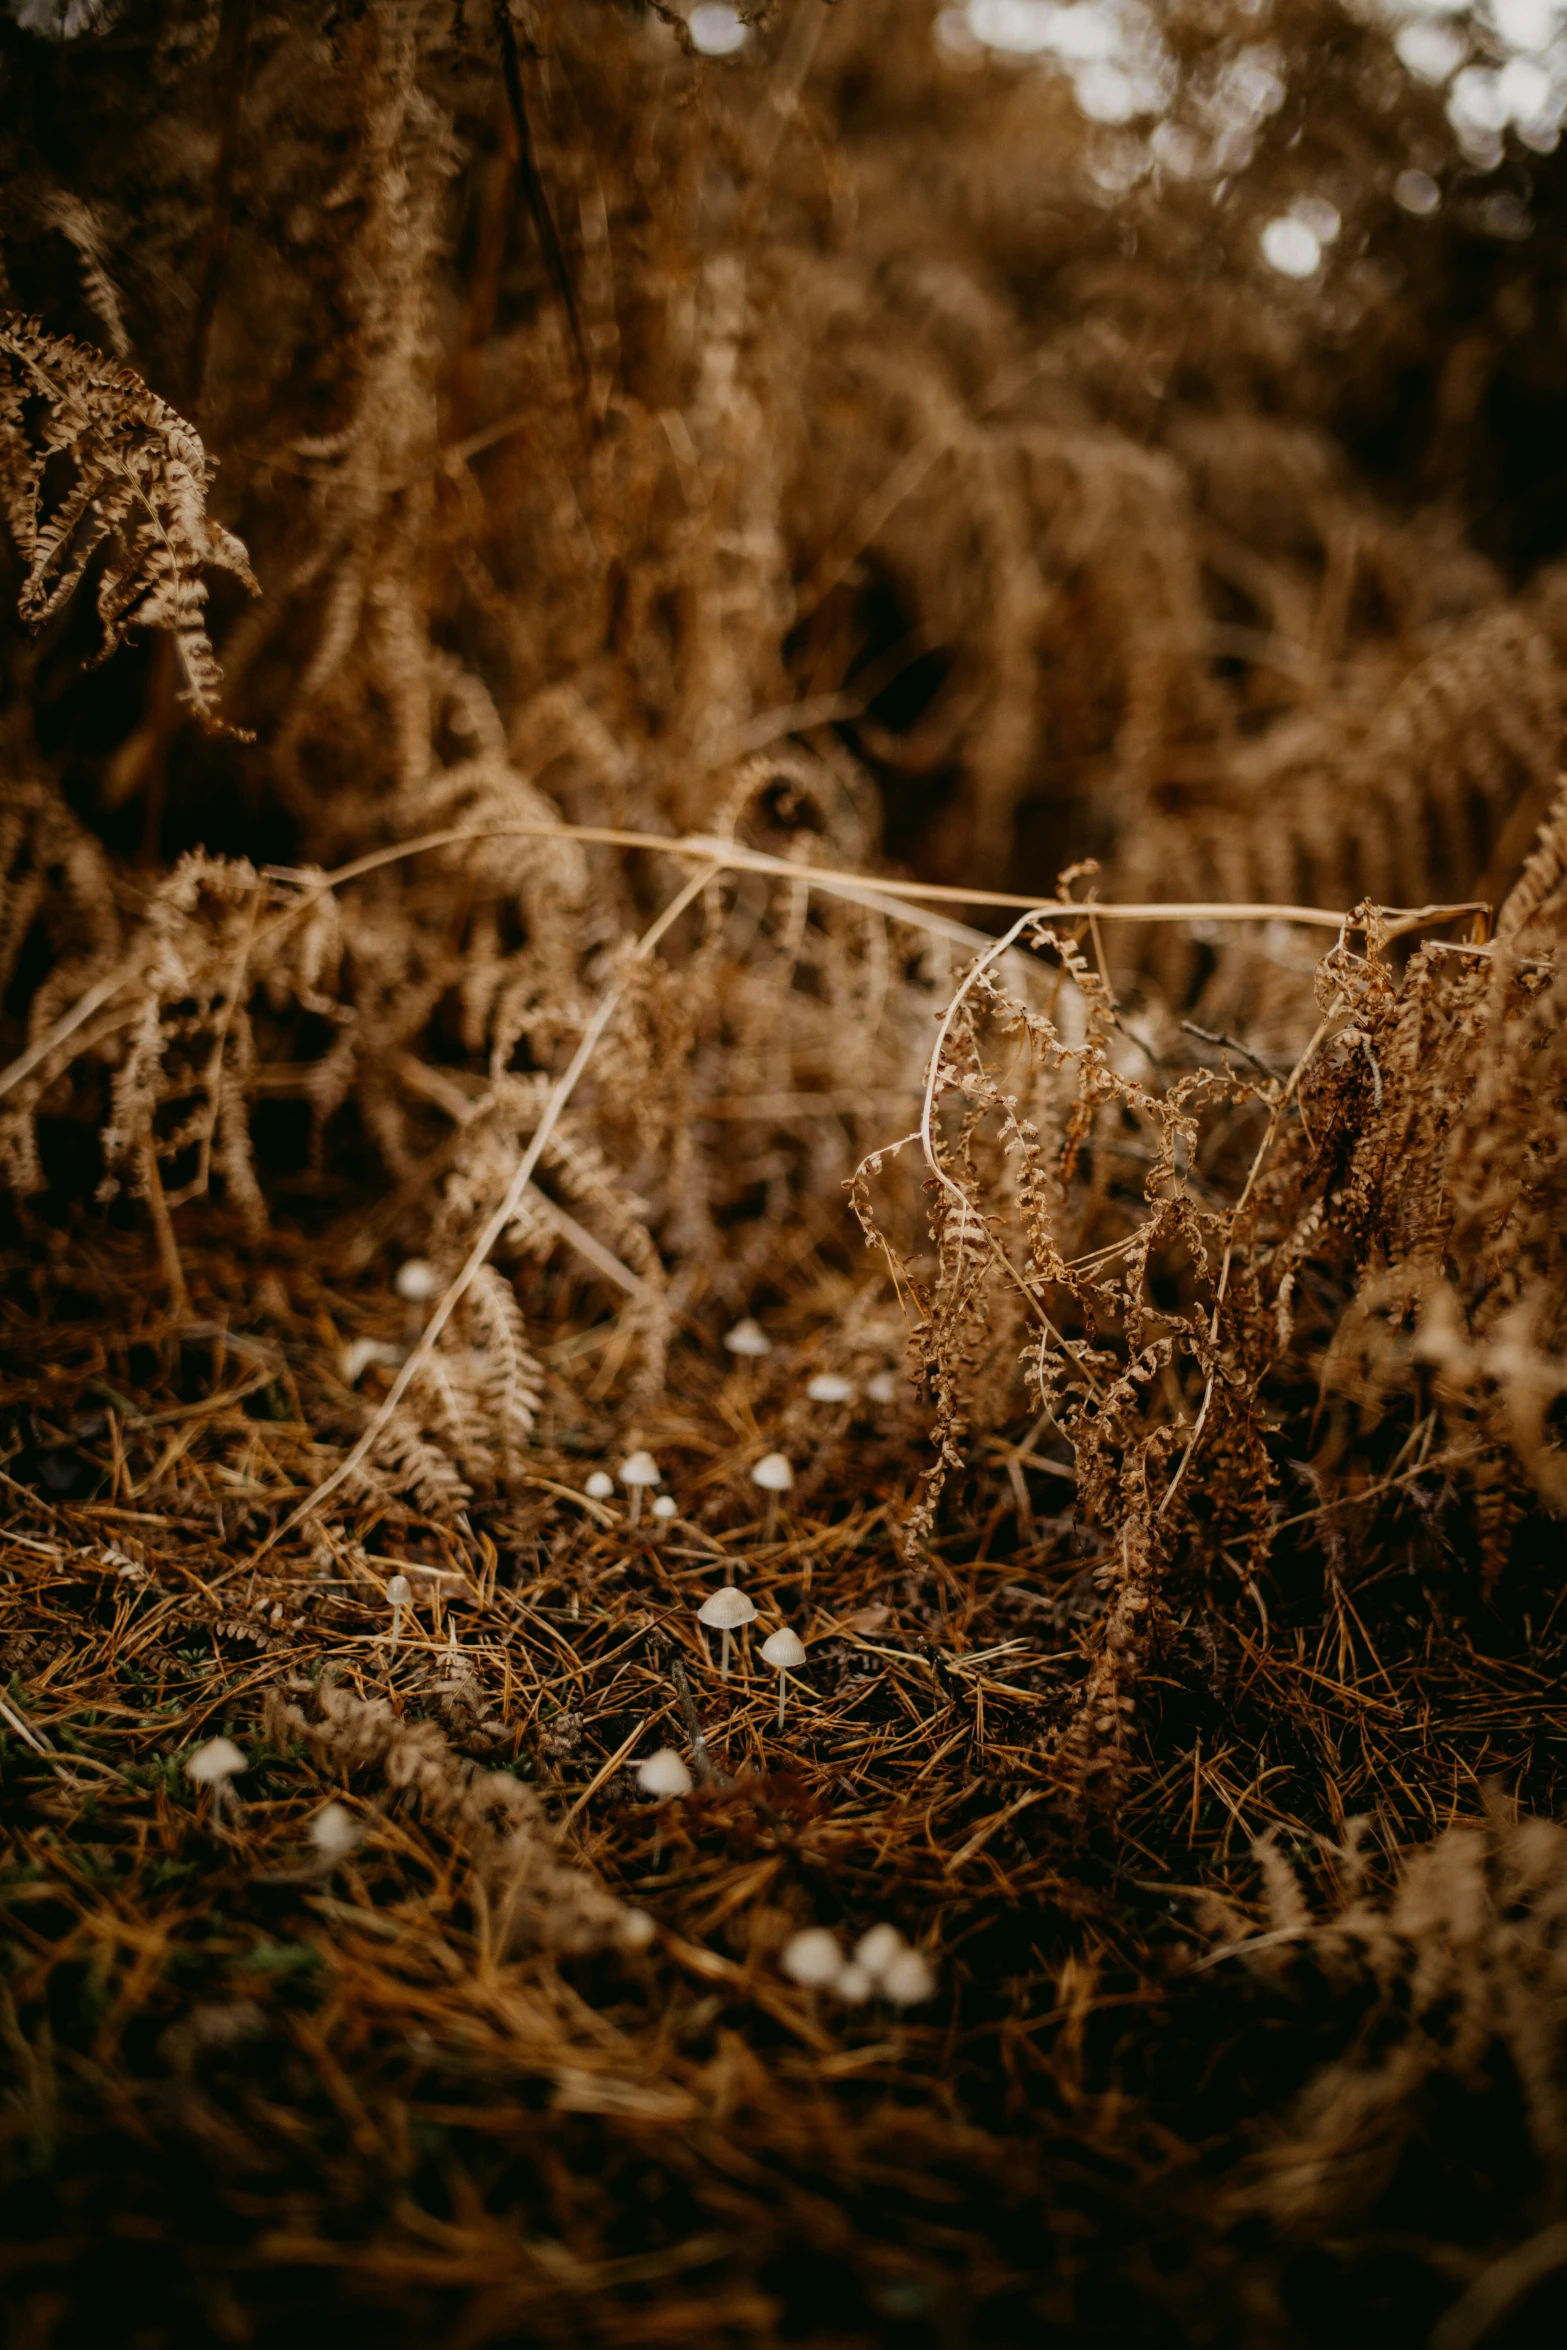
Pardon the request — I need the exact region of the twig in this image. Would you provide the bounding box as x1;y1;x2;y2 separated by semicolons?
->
668;1650;725;1789
0;958;135;1105
1181;1020;1279;1080
260;813;1488;934
1425;937;1554;973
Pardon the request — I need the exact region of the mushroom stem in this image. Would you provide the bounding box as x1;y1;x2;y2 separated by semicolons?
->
629;1486;643;1526
386;1574;413;1653
759;1627;806;1722
720;1625;732;1679
763;1492;779;1541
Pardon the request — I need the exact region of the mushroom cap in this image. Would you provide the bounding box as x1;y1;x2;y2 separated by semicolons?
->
584;1470;615;1500
806;1372;855;1404
617;1907;657;1950
651;1493;678;1520
697;1585;757;1631
750;1450;795;1492
780;1926;844;1989
310;1802;362;1860
835;1961;874;2003
854;1922;905;1983
387;1572;413;1606
761;1627;806;1671
723;1317;772;1358
393;1257;439;1302
635;1747;693;1799
865;1370;898;1405
880;1947;937;2006
187;1735;246;1786
619;1449;661;1487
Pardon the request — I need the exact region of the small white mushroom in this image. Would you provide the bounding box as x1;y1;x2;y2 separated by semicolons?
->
723;1316;771;1358
386;1571;412;1649
651;1493;678;1522
309;1802;362;1863
188;1736;246;1788
584;1469;615;1501
697;1584;757;1678
854;1922;906;1985
394;1256;440;1340
750;1449;794;1539
880;1946;937;2006
865;1370;898;1405
393;1257;439;1303
187;1736;245;1821
635;1748;693;1800
806;1372;855;1404
619;1449;661;1525
780;1926;844;1990
760;1625;806;1725
835;1961;874;2004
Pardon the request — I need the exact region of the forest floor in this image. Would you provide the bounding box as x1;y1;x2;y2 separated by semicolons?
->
4;1203;1566;2350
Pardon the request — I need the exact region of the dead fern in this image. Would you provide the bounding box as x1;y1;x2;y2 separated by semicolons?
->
263;1673;647;1957
0;313;255;723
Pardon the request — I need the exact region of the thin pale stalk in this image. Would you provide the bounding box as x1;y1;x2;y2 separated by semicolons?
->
261;862;715;1552
0;957;133;1104
261;819;1490;936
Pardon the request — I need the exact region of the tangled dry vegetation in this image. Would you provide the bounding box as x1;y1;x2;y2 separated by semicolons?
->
4;3;1567;2344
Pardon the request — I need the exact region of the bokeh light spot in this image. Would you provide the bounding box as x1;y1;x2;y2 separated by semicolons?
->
1261;215;1322;277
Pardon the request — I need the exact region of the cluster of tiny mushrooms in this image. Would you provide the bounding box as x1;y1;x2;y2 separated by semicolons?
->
371;1287;893;1719
339;1278;931;1995
779;1920;936;2007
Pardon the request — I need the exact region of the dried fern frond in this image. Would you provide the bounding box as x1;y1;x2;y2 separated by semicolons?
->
263;1675;646;1958
1229;1806;1567;2237
0;312;255;723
